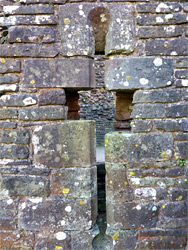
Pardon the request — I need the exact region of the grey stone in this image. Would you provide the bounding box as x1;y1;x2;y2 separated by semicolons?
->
161;202;188;218
19;106;68;121
23;58;95;89
0;197;18;217
157;217;188;229
105;57;173;91
0;94;37;107
32;121;96;167
0;59;21;73
0;74;20;84
131;104;165;119
170;189;188;201
0;44;59;57
175;69;188;79
1;176;50;196
154;119;188;132
1;129;30;144
137;3;182;13
19;196;97;231
138;26;183;38
166;103;188;118
133;89;183;103
131;120;152;133
185;25;188;37
0;167;18;174
174;133;188;141
105;132;173;163
137;13;188;25
175;79;188;87
175;142;188;159
0;145;29;159
183;3;188;12
139;228;188;237
38;89;66;105
166;167;184;177
0;122;17;129
0;109;18;119
18;166;50;176
0;15;57;25
8;26;56;43
19;0;66;2
3;5;54;14
0;84;18;93
175;57;188;68
146;38;188;56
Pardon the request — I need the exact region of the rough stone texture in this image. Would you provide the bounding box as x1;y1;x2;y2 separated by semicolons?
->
137;3;182;13
0;59;21;73
0;94;37;107
8;26;56;43
105;57;173;91
19;106;68;121
131;120;153;132
154;119;188;132
175;57;188;68
19;196;97;231
166;103;188;118
0;74;20;84
0;122;17;129
131;104;165;119
0;15;57;25
1;129;30;144
3;5;54;15
0;145;29;159
22;58;95;89
32;121;96;167
138;26;183;38
0;84;18;93
0;109;18;119
38;89;66;105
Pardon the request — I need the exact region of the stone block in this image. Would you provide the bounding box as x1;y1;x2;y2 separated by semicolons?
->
146;38;188;56
0;44;59;57
131;104;165;119
185;25;188;37
32;121;96;167
0;59;21;73
161;202;188;218
106;202;159;229
1;175;50;196
139;228;188;237
38;89;66;105
157;217;188;229
166;167;184;177
0;197;18;217
22;58;95;89
137;3;182;13
137;13;188;25
0;84;18;93
105;57;173;91
1;129;30;144
0;109;18;119
8;26;56;43
19;106;68;121
175;79;188;87
154;119;188;132
51;167;97;199
0;94;37;107
19;0;66;3
184;3;188;12
0;15;57;25
105;132;173;163
175;142;188;159
127;168;165;178
0;122;17;129
59;3;135;56
19;166;50;176
0;74;20;84
175;57;188;68
131;120;152;132
3;5;54;15
166;103;188;118
19;196;97;231
0;145;29;159
133;89;183;103
174;132;188;141
170;188;188;201
175;69;188;79
138;26;183;38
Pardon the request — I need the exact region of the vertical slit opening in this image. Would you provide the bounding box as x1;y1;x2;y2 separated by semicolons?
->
65;90;80;120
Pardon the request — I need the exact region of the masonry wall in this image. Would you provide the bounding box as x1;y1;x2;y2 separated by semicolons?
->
0;0;188;250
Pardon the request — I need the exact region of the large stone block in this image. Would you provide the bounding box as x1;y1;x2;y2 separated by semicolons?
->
38;89;66;105
51;167;97;199
32;121;96;167
19;196;97;231
105;57;173;91
105;132;173;163
22;58;95;89
0;94;37;107
59;3;135;56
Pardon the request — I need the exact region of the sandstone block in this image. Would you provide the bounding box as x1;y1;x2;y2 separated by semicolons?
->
131;104;165;118
38;89;66;105
1;129;30;144
32;121;96;167
0;94;37;107
157;217;188;228
0;59;21;73
174;132;188;141
131;120;152;133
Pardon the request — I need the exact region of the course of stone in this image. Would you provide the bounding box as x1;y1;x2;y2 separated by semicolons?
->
0;0;188;249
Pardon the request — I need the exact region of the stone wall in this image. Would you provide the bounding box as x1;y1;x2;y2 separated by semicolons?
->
0;0;188;249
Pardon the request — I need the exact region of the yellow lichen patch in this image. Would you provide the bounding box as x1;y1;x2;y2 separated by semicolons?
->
174;152;179;160
126;75;130;79
120;34;122;37
176;196;183;201
16;37;21;42
64;18;70;24
125;181;128;186
7;148;11;152
184;179;187;182
135;144;138;147
164;43;168;48
62;188;70;194
0;58;6;63
14;54;17;57
30;80;35;84
162;205;165;209
77;32;79;34
55;246;63;250
161;151;167;156
80;200;84;205
110;180;113;184
48;19;53;23
160;237;163;241
62;217;65;220
59;173;61;176
9;133;12;137
130;171;135;176
112;232;119;241
116;241;119;243
105;139;108;143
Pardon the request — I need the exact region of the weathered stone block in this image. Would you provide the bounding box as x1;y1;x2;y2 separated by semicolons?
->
1;129;30;144
0;84;18;93
175;142;188;159
8;26;56;43
1;175;50;196
137;14;188;25
176;79;188;87
154;119;188;132
175;57;188;68
137;3;182;13
106;202;159;229
170;188;188;201
0;44;59;57
157;217;188;229
3;5;54;14
19;166;50;176
0;74;19;84
166;167;184;177
0;109;18;119
0;94;37;107
38;89;66;105
19;106;68;121
0;59;21;73
175;69;188;79
184;3;188;12
0;145;29;159
0;122;17;129
19;196;97;231
22;58;95;89
105;132;173;163
51;167;97;198
139;228;188;237
0;197;18;217
33;121;95;167
0;15;57;25
146;38;188;56
131;104;165;119
138;26;183;38
131;120;152;132
174;132;188;141
161;202;188;218
105;57;173;91
133;89;183;103
166;103;188;118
